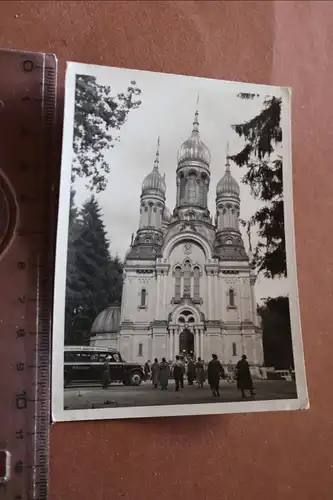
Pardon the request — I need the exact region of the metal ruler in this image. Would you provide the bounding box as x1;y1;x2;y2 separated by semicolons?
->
0;49;57;500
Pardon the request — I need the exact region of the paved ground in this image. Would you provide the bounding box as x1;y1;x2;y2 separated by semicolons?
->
64;379;298;410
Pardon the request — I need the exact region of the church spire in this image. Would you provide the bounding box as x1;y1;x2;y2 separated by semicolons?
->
192;93;200;133
225;141;231;173
153;136;160;170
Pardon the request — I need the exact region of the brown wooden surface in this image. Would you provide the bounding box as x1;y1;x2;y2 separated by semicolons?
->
0;1;332;499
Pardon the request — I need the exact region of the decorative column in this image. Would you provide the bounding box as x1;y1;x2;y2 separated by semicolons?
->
249;274;257;324
207;273;212;319
213;271;219;320
175;328;180;357
210;273;214;319
162;272;167;319
169;329;174;361
155;272;161;319
195;329;199;356
200;330;204;359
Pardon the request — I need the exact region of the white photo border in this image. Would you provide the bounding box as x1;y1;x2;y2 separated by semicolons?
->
51;62;309;422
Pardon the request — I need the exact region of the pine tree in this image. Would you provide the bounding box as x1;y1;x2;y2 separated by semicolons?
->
65;195;123;345
231;95;285;278
65;189;85;344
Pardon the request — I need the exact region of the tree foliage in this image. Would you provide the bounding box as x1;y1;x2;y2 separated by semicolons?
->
231;96;285;278
258;296;294;369
73;75;142;192
65;194;123;345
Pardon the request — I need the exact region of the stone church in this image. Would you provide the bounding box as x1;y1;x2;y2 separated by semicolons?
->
90;109;264;372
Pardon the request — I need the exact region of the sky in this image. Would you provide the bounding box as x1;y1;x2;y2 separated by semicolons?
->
71;64;289;303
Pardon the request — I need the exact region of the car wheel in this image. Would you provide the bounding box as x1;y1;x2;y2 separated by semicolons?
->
129;371;142;386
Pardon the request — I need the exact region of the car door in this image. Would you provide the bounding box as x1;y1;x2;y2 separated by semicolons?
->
108;353;123;383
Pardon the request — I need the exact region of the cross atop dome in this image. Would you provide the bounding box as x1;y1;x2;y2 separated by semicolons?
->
177;97;211;167
153;136;160;170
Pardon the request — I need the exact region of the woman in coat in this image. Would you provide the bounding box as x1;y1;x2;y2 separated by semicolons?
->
235;354;255;398
159;358;169;391
102;361;111;389
195;357;205;388
150;358;160;389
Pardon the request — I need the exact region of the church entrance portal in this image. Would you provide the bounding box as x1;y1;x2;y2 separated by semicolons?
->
179;328;194;355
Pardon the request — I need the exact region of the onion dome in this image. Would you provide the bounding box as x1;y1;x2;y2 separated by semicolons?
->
216;153;240;198
177;110;211;167
91;306;121;334
162;206;171;222
142;137;166;196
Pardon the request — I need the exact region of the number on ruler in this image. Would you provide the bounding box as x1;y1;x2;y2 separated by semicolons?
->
22;60;34;72
15;391;27;410
16;363;25;372
14;461;23;474
15;429;24;440
16;328;25;338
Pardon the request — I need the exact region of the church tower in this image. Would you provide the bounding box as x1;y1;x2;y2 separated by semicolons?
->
174;106;211;222
126;138;166;260
215;146;248;260
139;137;166;233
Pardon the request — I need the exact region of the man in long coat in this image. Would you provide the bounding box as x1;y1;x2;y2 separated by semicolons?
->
207;354;225;397
235;354;255;398
187;358;196;385
150;358;159;389
195;357;205;388
158;358;169;391
172;355;185;391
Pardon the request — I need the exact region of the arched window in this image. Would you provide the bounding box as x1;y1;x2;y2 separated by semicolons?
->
187;174;197;203
179;174;185;202
232;342;237;356
183;260;191;296
138;343;143;357
229;289;235;307
193;267;200;299
174;267;181;299
140;288;147;307
147;204;152;226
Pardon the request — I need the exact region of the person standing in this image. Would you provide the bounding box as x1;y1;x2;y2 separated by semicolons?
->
187;358;196;385
144;360;151;381
102;361;111;389
172;355;185;392
195;357;205;388
150;358;159;389
235;354;255;398
159;357;169;391
227;360;234;383
207;354;225;397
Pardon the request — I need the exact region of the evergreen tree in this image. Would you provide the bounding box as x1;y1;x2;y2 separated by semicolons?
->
73;75;142;192
65;195;123;345
258;296;294;369
230;95;285;278
65;189;85;344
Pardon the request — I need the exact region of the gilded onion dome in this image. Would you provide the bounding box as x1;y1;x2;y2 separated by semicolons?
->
177;110;211;167
142;138;166;196
216;154;240;198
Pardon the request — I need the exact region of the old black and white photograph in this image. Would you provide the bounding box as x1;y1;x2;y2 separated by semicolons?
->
52;62;308;421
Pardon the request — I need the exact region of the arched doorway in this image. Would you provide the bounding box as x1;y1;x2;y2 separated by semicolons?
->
179;327;194;355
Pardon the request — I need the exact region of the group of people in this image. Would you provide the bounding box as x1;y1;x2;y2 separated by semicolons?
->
144;353;255;399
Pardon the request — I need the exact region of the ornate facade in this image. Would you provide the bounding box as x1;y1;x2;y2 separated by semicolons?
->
92;109;264;372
